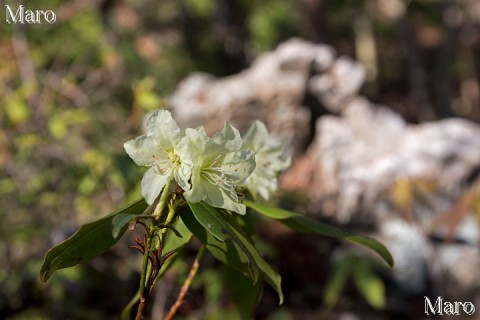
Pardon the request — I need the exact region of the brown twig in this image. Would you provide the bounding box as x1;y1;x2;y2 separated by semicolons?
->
135;297;148;320
164;247;205;320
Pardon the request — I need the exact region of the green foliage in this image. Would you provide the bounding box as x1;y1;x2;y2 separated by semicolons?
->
111;213;140;239
324;254;386;309
133;77;164;111
352;259;386;309
244;200;394;267
224;266;262;319
4;86;31;125
48;109;90;140
248;0;301;53
161;216;193;254
323;255;354;307
188;201;232;242
40;199;147;282
181;206;249;274
38;188;393;317
183;202;284;304
184;0;216;18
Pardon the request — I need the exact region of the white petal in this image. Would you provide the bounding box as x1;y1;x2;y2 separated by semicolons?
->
141;167;169;204
245;166;277;200
271;155;291;171
212;123;242;151
124;135;157;166
188;175;246;215
223;198;246;215
243;120;269;150
183;166;205;203
205;192;246;215
184;127;209;162
146;110;182;148
200;179;230;206
221;150;256;183
241;120;291;199
176;135;193;166
183;125;252;215
174;165;191;192
175;137;193;191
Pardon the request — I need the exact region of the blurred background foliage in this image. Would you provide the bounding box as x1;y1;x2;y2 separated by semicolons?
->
1;0;480;319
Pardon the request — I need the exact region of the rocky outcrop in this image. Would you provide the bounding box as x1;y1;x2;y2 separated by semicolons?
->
303;97;480;224
170;38;349;155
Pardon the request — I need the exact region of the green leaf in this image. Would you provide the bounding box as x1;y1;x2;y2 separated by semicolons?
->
188;201;231;241
224;266;262;319
323;255;354;306
162;216;192;254
352;259;386;309
244;200;394;268
181;208;251;277
40;198;148;282
220;212;283;304
182;202;284;304
112;213;138;238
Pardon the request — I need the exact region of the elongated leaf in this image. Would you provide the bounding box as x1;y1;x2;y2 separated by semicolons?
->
112;213;139;238
184;204;260;281
40;198;148;282
323;255;354;306
183;202;284;304
352;259;386;309
188;201;230;242
181;209;251;277
224;265;262;319
220;212;283;304
244;200;394;267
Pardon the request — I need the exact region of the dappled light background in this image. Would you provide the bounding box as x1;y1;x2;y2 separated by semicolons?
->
2;0;480;319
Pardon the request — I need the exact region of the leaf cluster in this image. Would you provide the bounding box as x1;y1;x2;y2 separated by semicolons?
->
40;197;393;311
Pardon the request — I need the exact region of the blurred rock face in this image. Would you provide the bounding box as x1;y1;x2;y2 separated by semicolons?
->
308;57;366;113
170;38;340;155
307;98;480;223
170;38;480;298
303;97;480;297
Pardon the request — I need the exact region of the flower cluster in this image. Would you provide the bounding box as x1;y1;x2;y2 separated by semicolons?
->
124;110;289;215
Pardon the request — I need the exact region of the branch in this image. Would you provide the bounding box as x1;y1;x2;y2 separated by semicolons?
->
164;246;205;320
